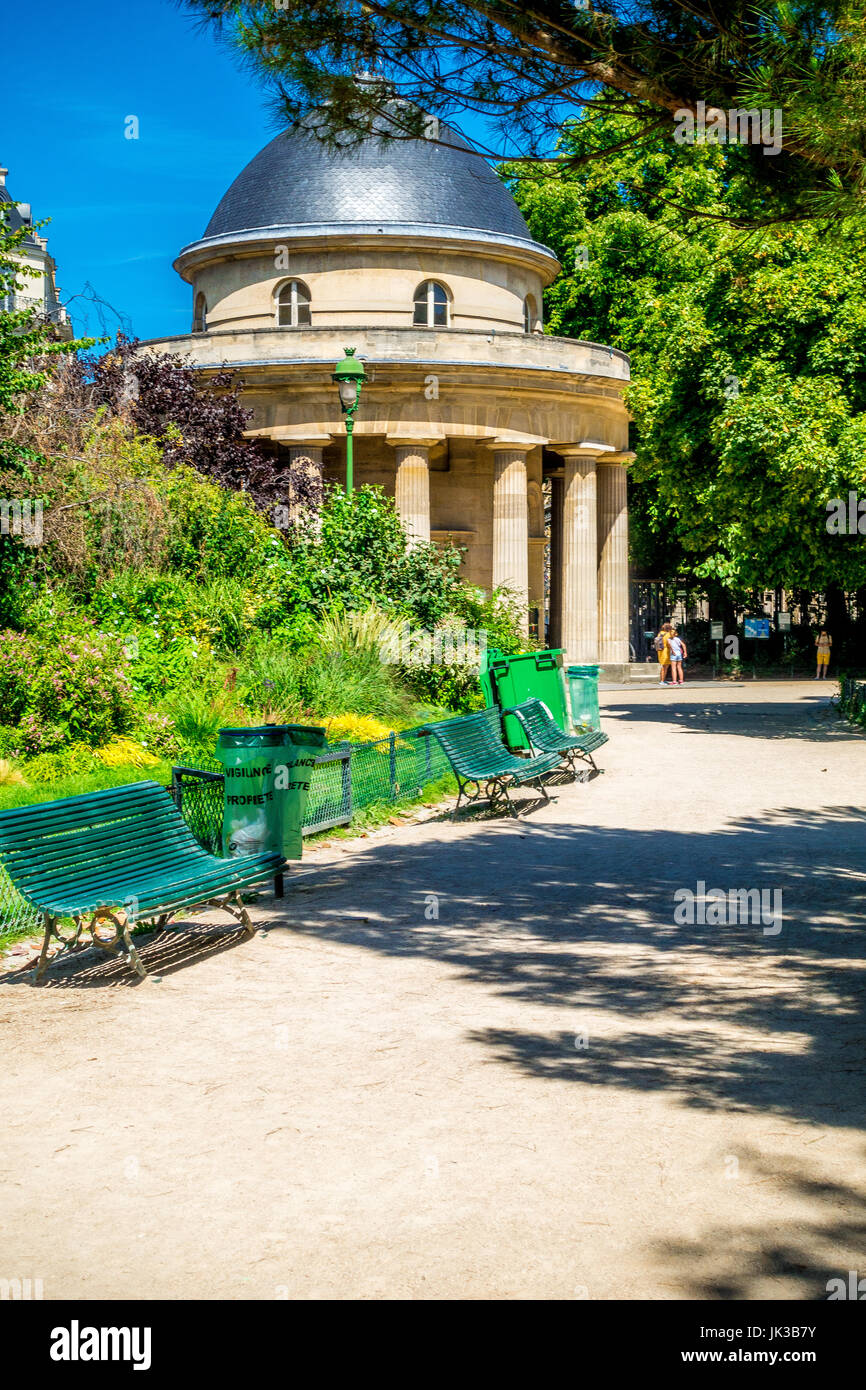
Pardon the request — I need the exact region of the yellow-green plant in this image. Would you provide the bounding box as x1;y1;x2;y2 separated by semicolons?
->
95;737;160;769
324;713;394;744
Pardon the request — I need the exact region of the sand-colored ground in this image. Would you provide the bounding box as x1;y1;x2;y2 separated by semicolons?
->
2;682;865;1300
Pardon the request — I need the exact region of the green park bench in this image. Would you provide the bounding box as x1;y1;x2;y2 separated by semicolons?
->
423;707;560;818
503;697;609;774
0;781;284;982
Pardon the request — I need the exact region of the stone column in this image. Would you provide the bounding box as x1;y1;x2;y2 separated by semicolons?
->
559;448;599;663
548;474;564;648
597;458;631;673
287;440;327;524
491;446;530;634
388;437;437;546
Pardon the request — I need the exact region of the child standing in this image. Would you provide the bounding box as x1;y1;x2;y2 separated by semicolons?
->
668;627;687;684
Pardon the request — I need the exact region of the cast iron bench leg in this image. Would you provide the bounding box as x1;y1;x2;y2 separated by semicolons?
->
33;913;54;983
119;916;149;980
207;893;256;937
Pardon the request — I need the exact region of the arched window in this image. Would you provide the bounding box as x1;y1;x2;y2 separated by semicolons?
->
524;294;539;333
277;280;312;327
192;292;207;333
413;280;450;328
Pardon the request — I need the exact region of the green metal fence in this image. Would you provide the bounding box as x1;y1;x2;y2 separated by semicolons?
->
0;866;41;942
838;676;866;725
0;728;452;944
169;727;451;854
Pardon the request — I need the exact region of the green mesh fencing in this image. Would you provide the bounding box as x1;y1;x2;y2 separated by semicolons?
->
0;864;41;942
333;728;452;819
839;676;866;725
0;729;452;942
168;728;451;854
170;768;225;855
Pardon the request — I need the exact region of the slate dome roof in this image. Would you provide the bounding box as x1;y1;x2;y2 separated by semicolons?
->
203;119;533;242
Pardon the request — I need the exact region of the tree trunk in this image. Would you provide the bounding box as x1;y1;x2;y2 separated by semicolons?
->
824;582;849;638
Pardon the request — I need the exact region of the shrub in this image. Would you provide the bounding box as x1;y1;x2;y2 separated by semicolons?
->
0;725;24;759
131;633;203;698
25;743;100;783
160;467;280;581
25;632;136;747
95;737;160;769
324;713;395;744
257;608;319;651
133;711;181;758
392;605;512;713
71;337;321;516
271;485;464;628
193;577;258;650
235;636;306;721
236;608;415;725
87;573;211;696
451;584;526;656
17;715;70;757
89;571;200;643
163;687;243;762
302;610;414;723
400;663;486;713
0;630;32;722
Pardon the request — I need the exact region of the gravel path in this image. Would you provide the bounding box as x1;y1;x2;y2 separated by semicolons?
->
2;682;865;1300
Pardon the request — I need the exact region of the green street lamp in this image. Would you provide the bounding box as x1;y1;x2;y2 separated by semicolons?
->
332;347;367;493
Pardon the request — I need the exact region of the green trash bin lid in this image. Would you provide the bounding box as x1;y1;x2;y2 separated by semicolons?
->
217;724;325;743
567;664;601;677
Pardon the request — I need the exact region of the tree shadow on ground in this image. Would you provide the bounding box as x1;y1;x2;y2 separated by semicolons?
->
650;1146;866;1299
272;803;866;1133
601;693;860;743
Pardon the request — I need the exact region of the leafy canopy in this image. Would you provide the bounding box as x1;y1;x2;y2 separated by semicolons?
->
183;0;866;227
503;105;866;593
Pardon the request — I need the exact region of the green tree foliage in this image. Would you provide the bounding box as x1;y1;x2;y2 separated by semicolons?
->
68;336;320;514
261;484;467;630
184;0;866;227
502;108;866;593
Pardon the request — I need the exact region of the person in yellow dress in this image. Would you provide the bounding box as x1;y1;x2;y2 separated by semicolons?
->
815;628;832;680
655;622;672;685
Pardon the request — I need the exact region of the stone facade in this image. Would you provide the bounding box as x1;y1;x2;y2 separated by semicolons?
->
0;167;71;338
144;124;634;675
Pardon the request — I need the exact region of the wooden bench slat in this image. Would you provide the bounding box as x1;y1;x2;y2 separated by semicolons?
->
2;811;198;876
0;780;283;981
422;708;559;817
502;698;609;771
0;780;166;828
44;853;282;917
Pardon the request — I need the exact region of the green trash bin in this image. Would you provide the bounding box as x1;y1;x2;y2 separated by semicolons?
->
214;724;326;862
567;665;602;732
480;646;570;750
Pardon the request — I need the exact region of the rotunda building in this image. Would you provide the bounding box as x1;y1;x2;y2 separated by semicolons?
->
145;118;633;675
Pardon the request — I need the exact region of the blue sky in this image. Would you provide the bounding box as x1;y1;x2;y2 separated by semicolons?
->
3;2;298;342
4;1;502;346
